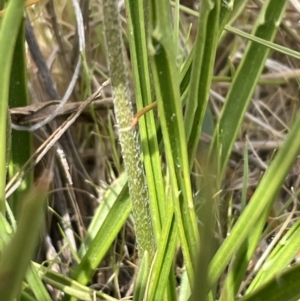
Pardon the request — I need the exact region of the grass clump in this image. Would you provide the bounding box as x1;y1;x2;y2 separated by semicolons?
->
1;1;300;301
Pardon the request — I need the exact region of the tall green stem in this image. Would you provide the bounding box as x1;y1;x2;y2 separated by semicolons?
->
102;0;155;257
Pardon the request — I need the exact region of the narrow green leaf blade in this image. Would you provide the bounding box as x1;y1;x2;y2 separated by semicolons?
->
247;219;300;293
149;0;199;286
70;184;131;285
185;0;220;166
239;263;300;301
209;0;287;178
0;0;26;213
209;106;300;287
0;174;49;300
133;251;150;301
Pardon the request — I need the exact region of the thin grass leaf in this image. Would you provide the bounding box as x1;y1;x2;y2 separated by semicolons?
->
125;0;166;237
239;263;300;301
207;1;289;292
147;203;178;301
247;218;300;293
133;251;150;301
149;0;199;285
177;0;246;99
0;210;12;250
219;0;249;33
20;290;37;301
0;0;26;213
8;17;33;214
78;173;127;257
241;144;249;211
33;262;119;301
209;0;287;178
66;184;131;286
225;24;300;60
126;2;181;299
190;159;220;301
25;263;52;301
184;0;220;166
0;173;49;300
208;94;300;289
220;164;298;299
219;209;270;301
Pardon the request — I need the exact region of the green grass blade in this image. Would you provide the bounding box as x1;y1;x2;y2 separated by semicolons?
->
209;0;287;178
125;0;166;237
8;17;33;214
190;161;220;301
78;173;127;257
125;2;180;298
225;25;300;60
247;218;300;293
133;251;150;301
239;263;300;301
208;1;288;290
0;209;50;301
68;184;131;285
25;263;52;301
219;0;249;33
0;210;12;250
147;204;178;301
178;0;246;99
0;0;26;213
33;262;119;301
149;0;199;285
208;102;300;287
184;0;220;166
0;174;49;300
20;290;37;301
241;145;249;211
219;208;270;300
